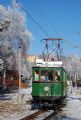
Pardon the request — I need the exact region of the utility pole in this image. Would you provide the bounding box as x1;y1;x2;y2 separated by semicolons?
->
18;45;22;104
75;70;76;81
76;65;78;80
19;46;21;92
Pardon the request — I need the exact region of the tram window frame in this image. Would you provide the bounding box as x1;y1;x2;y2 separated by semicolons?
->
34;69;40;81
40;70;46;81
63;72;66;81
54;70;60;82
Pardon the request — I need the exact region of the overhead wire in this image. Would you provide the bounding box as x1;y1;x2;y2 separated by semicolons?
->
17;0;81;55
32;0;61;36
16;1;50;37
31;0;80;50
17;1;76;42
18;0;81;39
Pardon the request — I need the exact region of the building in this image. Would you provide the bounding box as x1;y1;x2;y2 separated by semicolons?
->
27;55;39;63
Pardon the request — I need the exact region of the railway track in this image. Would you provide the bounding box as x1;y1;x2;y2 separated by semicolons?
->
20;109;59;120
20;109;46;120
21;100;67;120
20;109;55;120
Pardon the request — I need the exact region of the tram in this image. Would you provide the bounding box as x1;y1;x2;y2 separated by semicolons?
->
31;38;68;109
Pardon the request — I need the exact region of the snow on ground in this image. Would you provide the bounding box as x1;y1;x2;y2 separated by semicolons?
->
1;86;81;120
53;87;81;120
0;87;37;120
64;87;81;119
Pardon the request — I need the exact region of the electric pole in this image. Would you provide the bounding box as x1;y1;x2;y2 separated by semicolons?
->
18;45;22;104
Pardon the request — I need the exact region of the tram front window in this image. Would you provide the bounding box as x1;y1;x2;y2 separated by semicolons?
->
41;70;46;81
41;70;53;81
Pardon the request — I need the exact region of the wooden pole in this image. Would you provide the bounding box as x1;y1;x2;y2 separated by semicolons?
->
18;46;21;104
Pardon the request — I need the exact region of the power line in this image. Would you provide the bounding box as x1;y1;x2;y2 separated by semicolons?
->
32;0;60;36
32;0;79;38
17;0;78;38
16;0;80;51
17;2;50;37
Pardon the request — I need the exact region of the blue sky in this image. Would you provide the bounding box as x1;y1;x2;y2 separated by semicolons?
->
1;0;81;56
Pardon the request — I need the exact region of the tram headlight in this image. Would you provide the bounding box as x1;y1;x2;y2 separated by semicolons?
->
44;86;49;91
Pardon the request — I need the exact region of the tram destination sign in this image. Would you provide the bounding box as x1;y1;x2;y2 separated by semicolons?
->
36;59;62;67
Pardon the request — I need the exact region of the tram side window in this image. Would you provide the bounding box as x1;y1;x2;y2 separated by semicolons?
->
34;70;39;81
54;71;60;82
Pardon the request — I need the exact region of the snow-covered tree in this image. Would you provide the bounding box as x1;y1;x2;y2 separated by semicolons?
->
63;55;81;81
0;0;32;77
